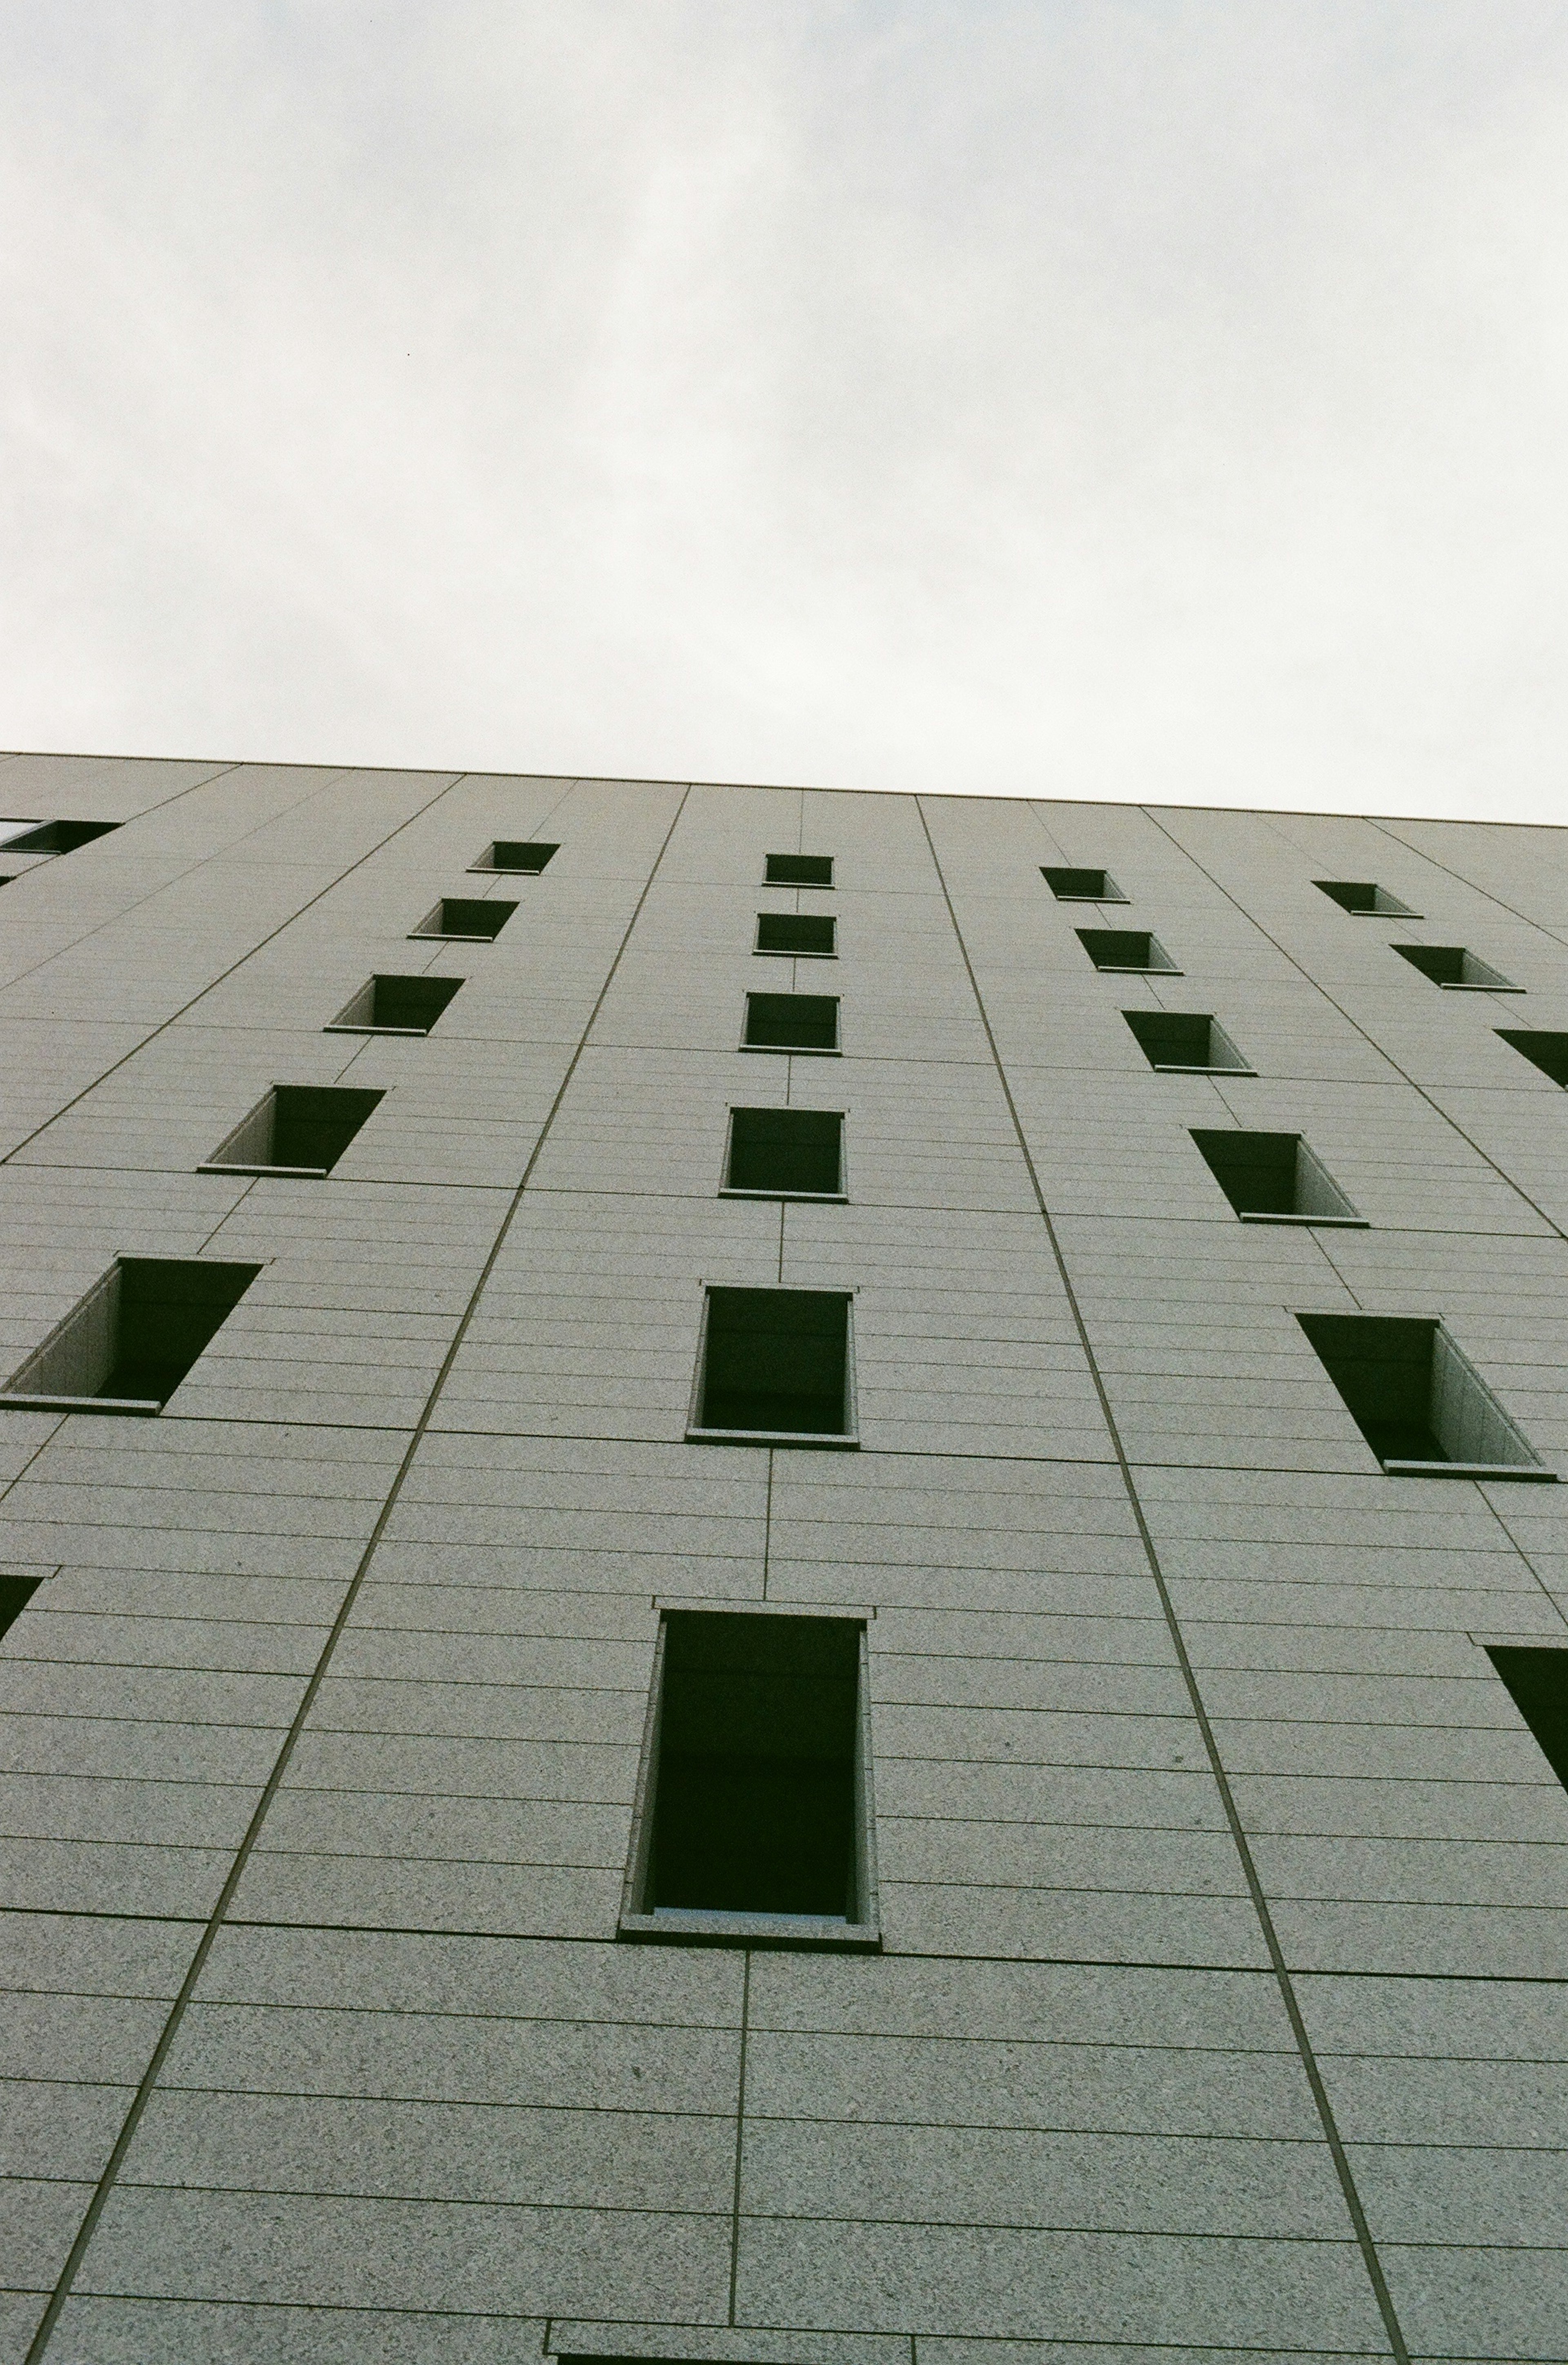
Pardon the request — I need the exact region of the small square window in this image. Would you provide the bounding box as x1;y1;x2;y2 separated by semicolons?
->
1124;1010;1252;1073
1042;866;1127;902
0;820;120;855
202;1086;384;1177
469;840;557;874
1077;929;1179;975
765;853;833;886
1498;1030;1568;1087
1314;880;1421;917
1190;1129;1362;1224
0;1574;44;1641
688;1285;855;1445
618;1608;880;1951
326;975;463;1035
409;897;517;942
723;1108;844;1198
1393;944;1521;991
743;992;840;1054
755;913;837;958
2;1259;263;1414
1296;1314;1551;1479
1486;1648;1568;1790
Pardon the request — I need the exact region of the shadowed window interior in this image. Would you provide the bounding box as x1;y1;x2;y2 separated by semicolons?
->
327;975;463;1033
724;1108;843;1196
755;913;837;957
1498;1030;1568;1087
743;992;840;1052
1393;944;1520;991
471;840;557;873
203;1086;384;1177
765;853;833;886
1315;880;1421;917
1296;1313;1546;1475
1486;1648;1568;1790
1042;866;1127;902
1190;1129;1360;1223
0;1575;43;1641
410;897;517;941
2;1259;263;1411
0;820;120;854
1124;1010;1250;1072
693;1287;852;1438
1077;928;1178;974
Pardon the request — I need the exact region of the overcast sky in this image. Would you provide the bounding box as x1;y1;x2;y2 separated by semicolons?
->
2;4;1566;820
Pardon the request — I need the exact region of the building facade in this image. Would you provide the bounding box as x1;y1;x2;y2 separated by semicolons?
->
0;750;1565;2363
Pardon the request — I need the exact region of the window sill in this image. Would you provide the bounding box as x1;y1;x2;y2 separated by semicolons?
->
617;1908;880;1953
2;1393;162;1416
740;1043;842;1057
1148;1062;1257;1076
1091;964;1183;977
1439;982;1525;993
408;930;501;944
686;1424;859;1450
719;1187;847;1203
1238;1212;1368;1227
753;950;839;961
322;1023;434;1037
1381;1459;1557;1481
198;1161;330;1179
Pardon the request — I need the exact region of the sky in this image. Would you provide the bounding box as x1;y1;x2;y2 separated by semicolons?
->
2;2;1567;821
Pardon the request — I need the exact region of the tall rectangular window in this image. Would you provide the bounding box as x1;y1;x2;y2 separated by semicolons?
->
470;841;557;873
1393;944;1520;992
410;897;516;941
1123;1010;1251;1073
618;1610;879;1950
0;820;120;854
1042;866;1127;902
742;993;840;1053
1314;880;1421;917
2;1260;262;1413
755;914;837;957
1077;929;1178;975
1296;1314;1550;1478
1497;1031;1568;1087
326;975;463;1035
1190;1129;1361;1224
688;1286;855;1444
764;853;833;886
202;1086;383;1177
723;1109;844;1198
1486;1648;1568;1790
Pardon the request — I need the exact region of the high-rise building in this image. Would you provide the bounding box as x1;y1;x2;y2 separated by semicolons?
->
1;750;1565;2363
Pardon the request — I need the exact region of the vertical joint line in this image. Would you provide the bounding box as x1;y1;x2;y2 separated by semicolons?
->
728;1949;753;2326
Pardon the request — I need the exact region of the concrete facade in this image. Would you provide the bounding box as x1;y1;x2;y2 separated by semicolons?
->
0;749;1565;2363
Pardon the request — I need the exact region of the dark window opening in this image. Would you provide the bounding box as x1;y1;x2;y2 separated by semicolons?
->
1486;1648;1568;1790
1190;1129;1361;1223
765;853;833;886
619;1609;878;1949
1498;1031;1568;1088
471;841;557;874
327;975;463;1034
1296;1313;1548;1477
1314;880;1420;917
0;1575;43;1641
0;820;120;855
755;913;837;958
1077;928;1178;974
1393;944;1519;991
203;1085;384;1177
691;1287;853;1441
1124;1010;1251;1073
724;1108;843;1197
1042;866;1126;902
2;1259;263;1413
410;897;517;941
743;992;840;1053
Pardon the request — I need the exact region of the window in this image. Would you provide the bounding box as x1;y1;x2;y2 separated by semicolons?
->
1042;866;1127;902
1393;944;1521;992
1497;1031;1568;1087
1190;1129;1362;1224
755;913;837;958
1123;1010;1251;1073
410;897;516;942
765;853;833;886
470;840;557;874
743;993;840;1054
1077;928;1178;975
0;1575;43;1641
0;820;120;854
618;1609;879;1950
1486;1648;1568;1790
202;1086;384;1177
1296;1314;1550;1478
688;1286;855;1444
326;975;463;1035
1315;880;1421;917
723;1108;844;1198
2;1259;263;1414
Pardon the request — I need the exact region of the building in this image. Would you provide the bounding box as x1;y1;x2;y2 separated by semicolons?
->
1;749;1566;2363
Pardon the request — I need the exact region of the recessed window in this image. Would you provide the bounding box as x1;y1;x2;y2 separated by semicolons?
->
724;1108;844;1198
202;1086;384;1178
469;841;557;874
743;992;840;1054
1124;1010;1252;1073
765;853;833;886
755;913;837;958
1190;1129;1362;1225
618;1609;879;1951
0;820;120;855
1315;880;1421;917
1393;944;1521;992
1296;1314;1551;1479
0;1575;43;1641
326;975;463;1035
1077;928;1178;975
1042;866;1127;902
2;1259;263;1414
1497;1030;1568;1087
410;897;516;942
1486;1648;1568;1790
688;1286;855;1445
